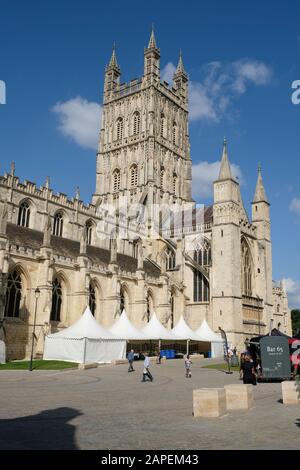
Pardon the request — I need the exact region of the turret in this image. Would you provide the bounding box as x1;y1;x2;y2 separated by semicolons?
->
173;50;188;105
143;27;160;83
211;139;242;338
104;44;121;102
251;164;273;319
251;164;270;241
213;138;239;216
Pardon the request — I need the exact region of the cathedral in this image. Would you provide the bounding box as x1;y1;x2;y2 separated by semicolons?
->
0;30;291;360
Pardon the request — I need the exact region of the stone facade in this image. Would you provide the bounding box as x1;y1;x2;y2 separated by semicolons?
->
0;31;291;360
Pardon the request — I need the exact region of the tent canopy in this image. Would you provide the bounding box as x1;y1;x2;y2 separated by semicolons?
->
47;306;117;339
44;306;126;364
171;316;205;341
142;312;177;340
195;319;224;343
109;310;147;340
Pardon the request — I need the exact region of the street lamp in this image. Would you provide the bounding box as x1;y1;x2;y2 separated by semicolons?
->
29;287;40;371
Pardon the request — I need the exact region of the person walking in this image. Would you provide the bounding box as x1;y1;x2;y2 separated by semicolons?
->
127;349;135;372
142;353;153;382
241;354;257;385
185;354;192;378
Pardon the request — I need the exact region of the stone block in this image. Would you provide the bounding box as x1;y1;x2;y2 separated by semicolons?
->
193;388;227;418
113;359;128;365
282;381;300;405
224;384;253;410
190;354;204;360
78;363;98;370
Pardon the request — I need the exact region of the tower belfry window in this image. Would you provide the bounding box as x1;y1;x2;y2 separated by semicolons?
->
113;169;121;192
160;168;165;190
173;174;177;195
133;112;140;135
172;122;177;145
116;118;123;140
160;113;165;138
130;165;138;188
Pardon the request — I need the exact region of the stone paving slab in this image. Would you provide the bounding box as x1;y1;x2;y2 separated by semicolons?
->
0;359;299;449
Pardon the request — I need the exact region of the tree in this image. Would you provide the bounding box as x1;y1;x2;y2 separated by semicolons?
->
291;309;300;336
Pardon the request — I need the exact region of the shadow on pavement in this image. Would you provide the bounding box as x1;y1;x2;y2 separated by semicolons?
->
0;407;81;449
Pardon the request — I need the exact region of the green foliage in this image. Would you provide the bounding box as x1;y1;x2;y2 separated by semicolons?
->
0;360;77;370
202;363;240;372
291;309;300;336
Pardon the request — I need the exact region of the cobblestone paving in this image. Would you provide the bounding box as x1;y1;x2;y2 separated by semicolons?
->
0;359;299;449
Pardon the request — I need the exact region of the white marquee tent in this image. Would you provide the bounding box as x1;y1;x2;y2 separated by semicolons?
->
195;319;223;343
109;310;147;340
195;318;224;358
142;312;178;341
171;316;205;342
43;306;126;364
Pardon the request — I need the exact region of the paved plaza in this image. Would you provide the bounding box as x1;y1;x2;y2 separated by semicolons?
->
0;358;299;450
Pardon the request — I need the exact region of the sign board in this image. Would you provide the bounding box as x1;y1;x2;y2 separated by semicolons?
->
218;327;228;360
260;336;291;379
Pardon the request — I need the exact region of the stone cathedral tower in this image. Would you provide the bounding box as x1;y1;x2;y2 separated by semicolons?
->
92;29;193;211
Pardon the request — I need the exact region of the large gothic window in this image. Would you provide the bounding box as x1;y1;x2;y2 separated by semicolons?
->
89;282;96;316
193;241;211;302
194;241;211;267
18;201;30;228
113;169;121;192
116;117;123;140
194;272;210;302
53;212;63;237
50;278;62;321
170;292;175;329
242;240;252;296
4;270;22;318
119;286;126;314
166;248;176;271
146;290;154;323
119;285;129;315
133;112;140;135
130;165;138;188
86;220;93;245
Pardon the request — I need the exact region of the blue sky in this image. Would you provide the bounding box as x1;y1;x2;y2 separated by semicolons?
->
0;0;300;306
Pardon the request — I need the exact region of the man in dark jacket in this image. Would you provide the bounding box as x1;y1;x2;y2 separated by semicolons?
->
127;349;135;372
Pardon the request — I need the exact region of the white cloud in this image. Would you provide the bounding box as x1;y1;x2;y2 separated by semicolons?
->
52;96;102;150
161;62;176;84
162;59;272;123
52;59;272;149
282;278;300;308
232;60;272;94
290;198;300;215
192;161;243;199
189;82;217;121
